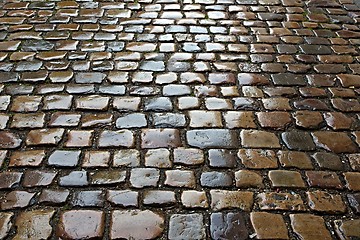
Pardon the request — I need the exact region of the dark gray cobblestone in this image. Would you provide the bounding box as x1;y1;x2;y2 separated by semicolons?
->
0;0;360;238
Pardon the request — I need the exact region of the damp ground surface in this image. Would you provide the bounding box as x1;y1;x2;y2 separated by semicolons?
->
0;0;360;239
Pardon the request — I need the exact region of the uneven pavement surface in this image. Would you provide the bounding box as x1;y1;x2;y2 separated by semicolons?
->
0;0;360;239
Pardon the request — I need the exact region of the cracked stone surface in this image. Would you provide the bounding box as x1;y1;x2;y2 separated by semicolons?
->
0;0;360;238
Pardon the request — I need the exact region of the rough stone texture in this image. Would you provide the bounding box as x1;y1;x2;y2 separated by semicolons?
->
14;210;55;240
238;149;278;169
181;191;208;208
111;210;164;239
210;212;249;240
168;214;205;240
141;129;181;148
130;168;160;188
0;213;13;239
235;170;264;188
290;214;332;240
0;131;22;149
344;172;360;191
251;212;289;239
312;132;358;153
269;170;306;188
257;192;305;211
187;129;238;148
307;191;346;213
210;190;254;211
241;130;281;148
1;191;36;210
58;210;105;239
334;219;360;240
278;151;313;169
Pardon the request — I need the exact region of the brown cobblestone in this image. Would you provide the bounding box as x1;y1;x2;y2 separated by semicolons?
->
312;131;358;153
0;212;13;239
307;190;346;213
210;190;254;211
334;219;360;240
251;212;289;239
290;214;332;240
257;192;306;211
0;131;22;149
269;170;306;188
238;149;278;169
241;130;281;148
344;172;360;191
9;150;45;167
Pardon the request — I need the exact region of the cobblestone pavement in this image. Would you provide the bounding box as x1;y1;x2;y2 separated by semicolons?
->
0;0;360;239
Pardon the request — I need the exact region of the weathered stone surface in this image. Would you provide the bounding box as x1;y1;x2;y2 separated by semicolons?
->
281;131;316;151
187;129;238;148
210;212;249;240
130;168;159;188
347;193;360;214
307;190;346;213
210;190;253;211
26;128;64;146
334;219;360;240
181;191;208;208
0;212;13;239
251;212;289;239
238;149;278;169
0;1;359;237
169;214;205;240
58;210;105;239
141;129;181;148
269;170;306;188
48;150;80;167
0;131;22;149
312;132;358;153
111;210;164;239
71;191;104;207
290;214;332;240
59;171;88;187
200;171;233;187
98;130;134;147
1;191;36;210
208;149;236;167
39;190;69;205
305;171;342;189
312;152;343;170
14;210;55;240
278;151;313;169
143;190;176;205
344;172;360;191
257;192;306;211
241;130;280;148
107;190;138;207
113;149;140;167
23;170;57;187
0;172;22;189
165;170;196;188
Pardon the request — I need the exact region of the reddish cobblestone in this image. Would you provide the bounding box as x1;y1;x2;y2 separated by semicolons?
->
0;0;359;238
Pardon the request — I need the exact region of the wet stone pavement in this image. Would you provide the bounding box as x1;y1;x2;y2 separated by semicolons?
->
0;0;360;239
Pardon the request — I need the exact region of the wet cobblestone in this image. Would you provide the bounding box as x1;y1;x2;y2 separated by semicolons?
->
0;0;360;238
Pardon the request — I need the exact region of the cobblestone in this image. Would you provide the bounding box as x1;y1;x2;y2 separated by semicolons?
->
1;0;360;238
